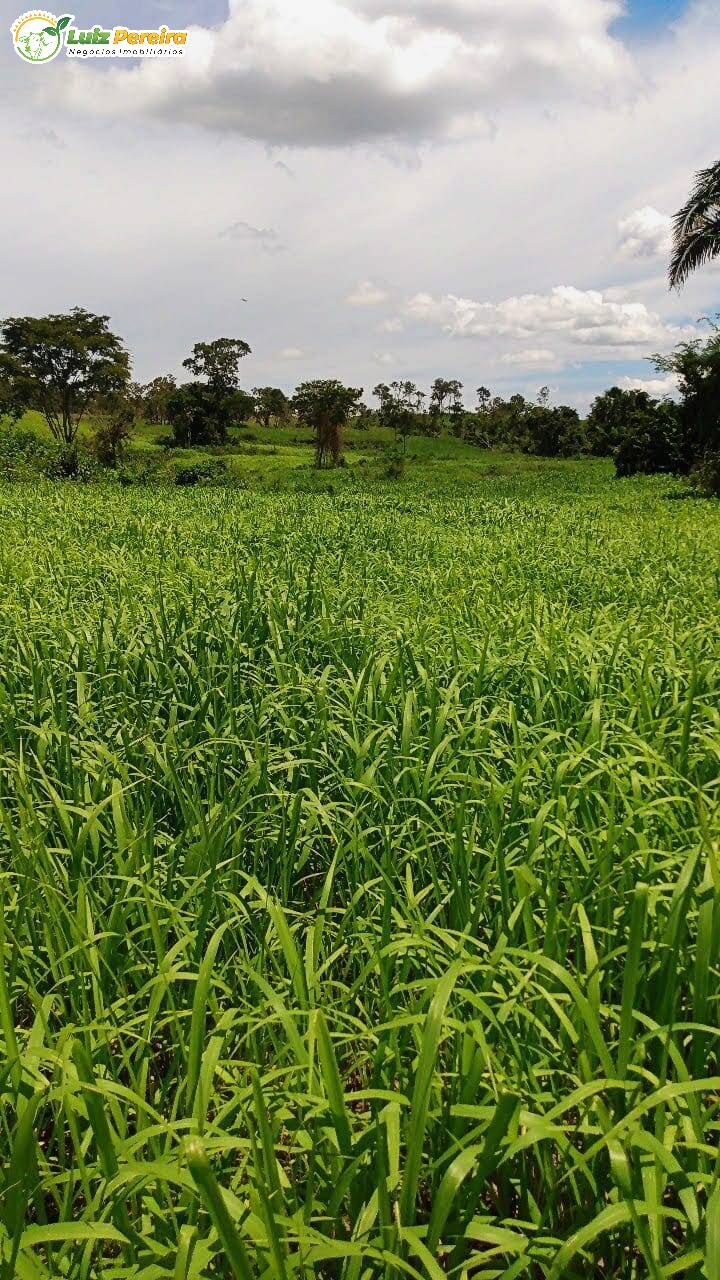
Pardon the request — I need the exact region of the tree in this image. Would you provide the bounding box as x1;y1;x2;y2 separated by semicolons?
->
669;160;720;289
653;326;720;469
142;375;177;425
169;337;253;447
182;338;251;392
0;373;24;426
253;386;290;428
292;380;363;467
476;386;492;413
613;399;684;477
0;308;129;446
429;378;463;424
166;383;252;447
521;403;583;457
349;401;373;430
586;387;656;457
448;398;467;438
374;381;418;450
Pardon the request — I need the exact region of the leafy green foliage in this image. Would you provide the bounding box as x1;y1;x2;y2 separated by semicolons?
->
166;383;253;447
520;402;584;457
0;308;130;446
252;386;291;428
586;386;656;457
92;403;135;469
135;374;177;425
613;398;684;477
182;338;251;392
654;324;720;467
292;378;363;467
174;457;228;486
373;381;421;449
669;159;720;289
690;449;720;496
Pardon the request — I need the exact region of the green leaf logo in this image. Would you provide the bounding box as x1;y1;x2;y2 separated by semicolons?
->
43;26;57;35
57;16;72;31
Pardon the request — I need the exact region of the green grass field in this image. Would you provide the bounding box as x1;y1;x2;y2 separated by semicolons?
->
1;457;720;1278
8;410;566;490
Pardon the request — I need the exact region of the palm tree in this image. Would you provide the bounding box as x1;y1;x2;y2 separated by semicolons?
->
669;160;720;289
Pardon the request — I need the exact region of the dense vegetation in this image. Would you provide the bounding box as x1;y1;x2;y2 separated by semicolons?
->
1;458;719;1278
2;311;720;494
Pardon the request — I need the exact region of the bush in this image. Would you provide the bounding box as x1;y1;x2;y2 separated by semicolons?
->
44;444;98;482
117;455;173;487
689;451;720;497
92;407;134;469
0;425;54;478
173;458;228;487
384;447;406;479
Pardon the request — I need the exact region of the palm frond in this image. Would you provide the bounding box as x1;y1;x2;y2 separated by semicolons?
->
669;159;720;289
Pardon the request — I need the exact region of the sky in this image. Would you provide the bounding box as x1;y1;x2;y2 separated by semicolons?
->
2;0;719;410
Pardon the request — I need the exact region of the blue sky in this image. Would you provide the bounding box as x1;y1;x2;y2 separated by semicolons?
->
616;0;689;36
3;0;718;407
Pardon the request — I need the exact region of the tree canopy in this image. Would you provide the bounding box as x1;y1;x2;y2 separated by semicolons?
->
0;307;130;445
292;379;363;467
182;339;251;393
253;386;290;428
669;160;720;290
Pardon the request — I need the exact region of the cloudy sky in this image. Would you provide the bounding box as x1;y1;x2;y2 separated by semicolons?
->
3;0;719;408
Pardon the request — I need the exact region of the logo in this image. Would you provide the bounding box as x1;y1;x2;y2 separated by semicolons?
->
11;11;188;60
11;11;70;62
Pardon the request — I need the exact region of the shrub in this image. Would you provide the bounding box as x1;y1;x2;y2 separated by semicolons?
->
384;447;406;479
0;425;54;478
92;406;134;469
173;458;228;487
689;450;720;497
44;444;97;482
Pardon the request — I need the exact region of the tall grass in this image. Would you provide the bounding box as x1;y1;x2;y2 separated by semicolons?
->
0;469;719;1278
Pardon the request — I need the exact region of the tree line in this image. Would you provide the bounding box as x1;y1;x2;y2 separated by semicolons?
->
0;156;718;485
0;305;718;491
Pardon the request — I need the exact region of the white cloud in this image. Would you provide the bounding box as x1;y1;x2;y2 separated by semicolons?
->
50;0;635;146
4;0;719;405
347;279;390;306
404;285;690;355
374;351;394;365
620;373;680;398
500;348;563;369
377;316;404;332
617;206;672;261
279;347;305;359
219;221;286;253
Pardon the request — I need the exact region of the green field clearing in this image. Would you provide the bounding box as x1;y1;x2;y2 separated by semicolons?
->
1;460;720;1277
8;410;565;489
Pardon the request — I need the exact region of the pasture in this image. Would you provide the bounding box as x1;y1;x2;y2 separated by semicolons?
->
1;459;719;1278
